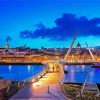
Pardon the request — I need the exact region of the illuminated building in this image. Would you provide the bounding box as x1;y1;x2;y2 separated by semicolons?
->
5;38;9;49
76;42;81;55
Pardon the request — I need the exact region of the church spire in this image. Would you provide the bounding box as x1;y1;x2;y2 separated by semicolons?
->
76;42;81;55
5;38;9;49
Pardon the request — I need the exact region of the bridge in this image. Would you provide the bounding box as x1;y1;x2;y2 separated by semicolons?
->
0;32;99;76
0;32;100;99
0;32;99;70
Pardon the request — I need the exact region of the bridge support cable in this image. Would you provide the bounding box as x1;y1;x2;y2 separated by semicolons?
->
85;42;95;61
77;70;100;98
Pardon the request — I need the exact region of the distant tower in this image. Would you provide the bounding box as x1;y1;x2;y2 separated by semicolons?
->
76;42;81;55
5;39;9;49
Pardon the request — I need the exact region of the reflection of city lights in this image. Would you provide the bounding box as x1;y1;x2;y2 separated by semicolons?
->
71;70;75;72
70;72;75;81
28;65;30;72
88;70;94;82
64;65;68;70
9;65;12;71
82;65;85;71
89;70;94;77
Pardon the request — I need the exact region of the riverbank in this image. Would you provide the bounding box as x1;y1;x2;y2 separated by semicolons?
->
63;83;100;90
65;62;93;65
61;83;100;100
0;80;29;99
0;62;43;65
91;65;100;68
0;63;48;99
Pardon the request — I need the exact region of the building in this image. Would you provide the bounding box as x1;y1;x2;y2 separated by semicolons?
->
76;42;81;55
5;39;9;49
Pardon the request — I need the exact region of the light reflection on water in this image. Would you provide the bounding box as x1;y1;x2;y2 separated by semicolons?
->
9;65;12;72
27;65;31;72
0;65;45;81
64;65;100;84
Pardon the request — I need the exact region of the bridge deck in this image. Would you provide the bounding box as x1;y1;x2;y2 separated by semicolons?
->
9;73;68;100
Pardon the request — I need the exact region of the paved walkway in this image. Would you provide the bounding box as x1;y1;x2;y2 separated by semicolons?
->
9;73;68;100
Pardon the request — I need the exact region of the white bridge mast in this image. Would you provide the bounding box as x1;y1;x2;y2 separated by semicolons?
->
85;42;95;61
64;31;78;61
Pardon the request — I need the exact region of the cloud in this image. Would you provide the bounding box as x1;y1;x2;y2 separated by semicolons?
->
20;13;100;41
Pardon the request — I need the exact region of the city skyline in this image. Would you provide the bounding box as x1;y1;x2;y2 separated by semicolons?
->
0;0;100;48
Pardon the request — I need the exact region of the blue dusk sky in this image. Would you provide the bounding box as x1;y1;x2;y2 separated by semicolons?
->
0;0;100;48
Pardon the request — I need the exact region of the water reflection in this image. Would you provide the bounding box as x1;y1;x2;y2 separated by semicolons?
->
9;65;12;72
0;65;44;81
64;65;100;83
70;71;75;82
82;65;85;71
27;65;31;72
88;70;94;82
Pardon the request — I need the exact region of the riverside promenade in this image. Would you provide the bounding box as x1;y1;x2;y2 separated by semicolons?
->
10;72;68;100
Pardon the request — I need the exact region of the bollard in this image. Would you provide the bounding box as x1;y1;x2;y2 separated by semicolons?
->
48;85;49;93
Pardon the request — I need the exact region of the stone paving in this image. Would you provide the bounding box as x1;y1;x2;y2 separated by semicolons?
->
9;73;68;100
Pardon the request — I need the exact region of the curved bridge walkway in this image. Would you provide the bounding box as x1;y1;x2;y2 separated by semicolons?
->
9;72;68;100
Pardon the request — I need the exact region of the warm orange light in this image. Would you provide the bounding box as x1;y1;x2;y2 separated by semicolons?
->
97;58;100;61
49;63;53;68
38;75;40;78
31;78;35;83
32;81;41;87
